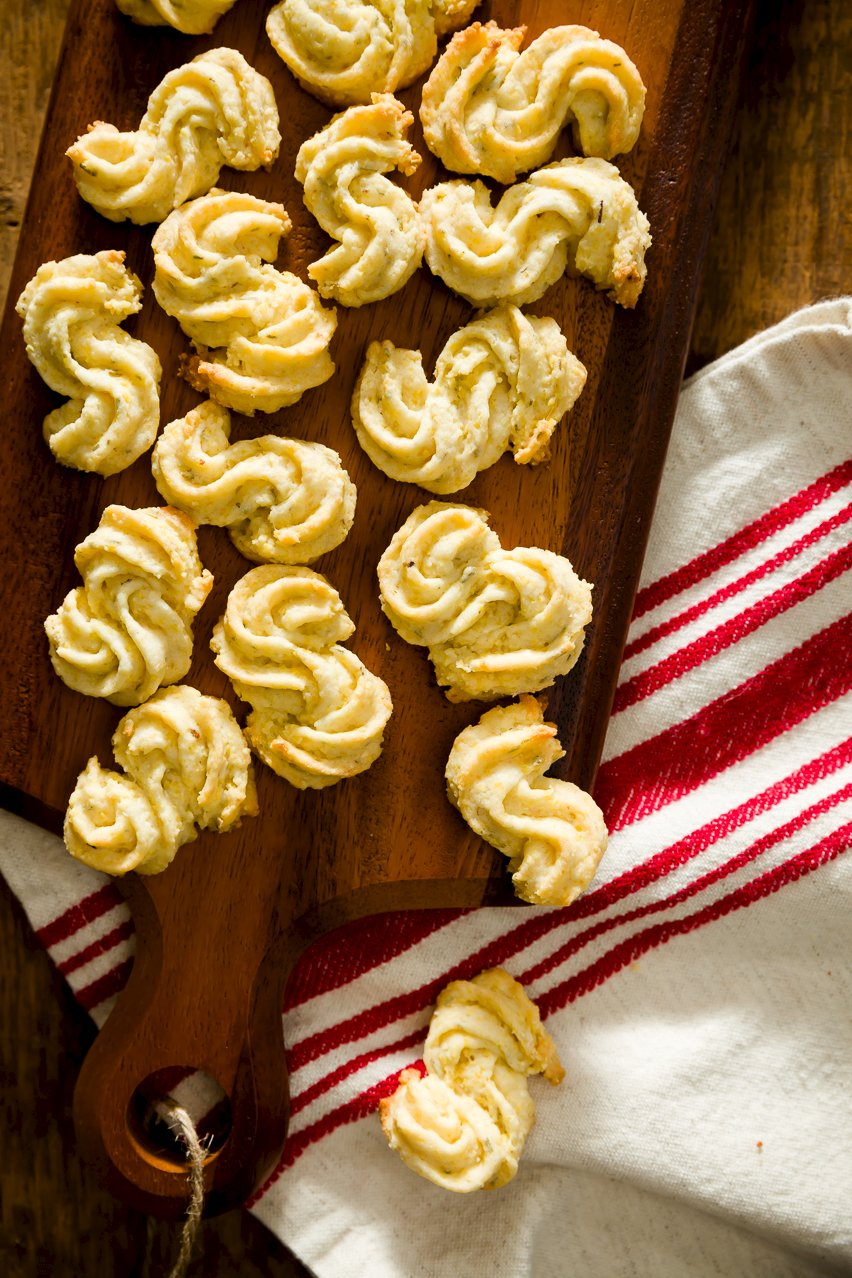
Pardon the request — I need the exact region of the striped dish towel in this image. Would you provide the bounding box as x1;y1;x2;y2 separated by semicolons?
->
1;300;849;1276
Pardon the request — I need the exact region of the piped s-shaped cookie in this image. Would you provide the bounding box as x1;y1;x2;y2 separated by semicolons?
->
67;48;280;224
421;157;651;308
378;501;592;702
16;250;161;475
152;189;337;414
295;94;424;307
45;505;212;706
380;968;563;1191
211;566;393;789
266;0;482;106
421;22;645;182
153;400;356;564
352;304;586;493
446;696;608;905
65;686;257;876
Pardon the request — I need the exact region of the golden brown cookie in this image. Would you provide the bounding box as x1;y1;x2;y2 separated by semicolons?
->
295;95;424;307
45;506;212;706
67;48;280;224
266;0;481;106
115;0;237;33
421;22;645;182
65;686;257;876
380;968;562;1191
152;189;336;413
446;696;609;905
153;400;356;564
378;501;592;701
352;304;585;492
421;157;651;308
16;250;160;476
212;566;393;789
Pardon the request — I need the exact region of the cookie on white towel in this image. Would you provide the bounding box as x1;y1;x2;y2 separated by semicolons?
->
380;968;563;1191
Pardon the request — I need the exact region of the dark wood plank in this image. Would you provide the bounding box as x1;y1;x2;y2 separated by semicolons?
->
689;0;851;368
0;0;752;1218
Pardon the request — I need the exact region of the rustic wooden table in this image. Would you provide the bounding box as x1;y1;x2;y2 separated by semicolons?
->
1;0;847;1273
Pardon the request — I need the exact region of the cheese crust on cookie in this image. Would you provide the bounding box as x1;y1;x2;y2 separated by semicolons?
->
377;501;592;702
67;48;280;225
421;22;645;182
152;189;336;413
295;94;424;308
45;505;213;707
16;250;161;476
115;0;237;34
153;400;356;564
421;157;651;308
380;968;562;1191
65;686;257;876
211;566;393;789
446;695;608;905
266;0;481;107
352;303;586;493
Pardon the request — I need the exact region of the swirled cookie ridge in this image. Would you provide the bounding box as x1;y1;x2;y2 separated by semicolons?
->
153;400;356;564
266;0;481;106
67;48;280;224
65;686;257;876
212;566;393;789
16;250;161;476
421;22;645;182
378;501;592;702
380;968;562;1191
152;189;337;413
45;505;212;707
421;157;651;308
446;695;608;905
295;94;424;308
352;304;586;492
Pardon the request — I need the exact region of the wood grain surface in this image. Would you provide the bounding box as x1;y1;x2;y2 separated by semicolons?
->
1;0;848;1270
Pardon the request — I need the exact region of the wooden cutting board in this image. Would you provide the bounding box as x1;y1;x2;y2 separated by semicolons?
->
0;0;752;1217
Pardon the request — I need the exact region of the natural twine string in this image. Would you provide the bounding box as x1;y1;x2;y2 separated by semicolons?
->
142;1101;207;1278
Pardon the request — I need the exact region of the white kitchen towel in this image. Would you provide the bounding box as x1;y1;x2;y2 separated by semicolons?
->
1;299;850;1276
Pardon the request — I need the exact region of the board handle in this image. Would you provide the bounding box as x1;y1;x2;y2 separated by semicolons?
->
72;865;291;1218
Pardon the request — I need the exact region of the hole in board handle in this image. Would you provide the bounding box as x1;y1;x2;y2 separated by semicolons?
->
127;1067;232;1173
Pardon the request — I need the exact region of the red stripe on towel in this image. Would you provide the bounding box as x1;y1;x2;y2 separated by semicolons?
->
534;822;852;1018
289;1027;426;1118
596;614;852;830
76;957;134;1012
613;542;852;713
520;787;852;986
284;909;466;1011
623;504;852;661
250;1064;425;1202
56;918;133;977
575;741;850;916
286;786;850;1117
632;462;852;619
36;883;124;948
287;730;850;1075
